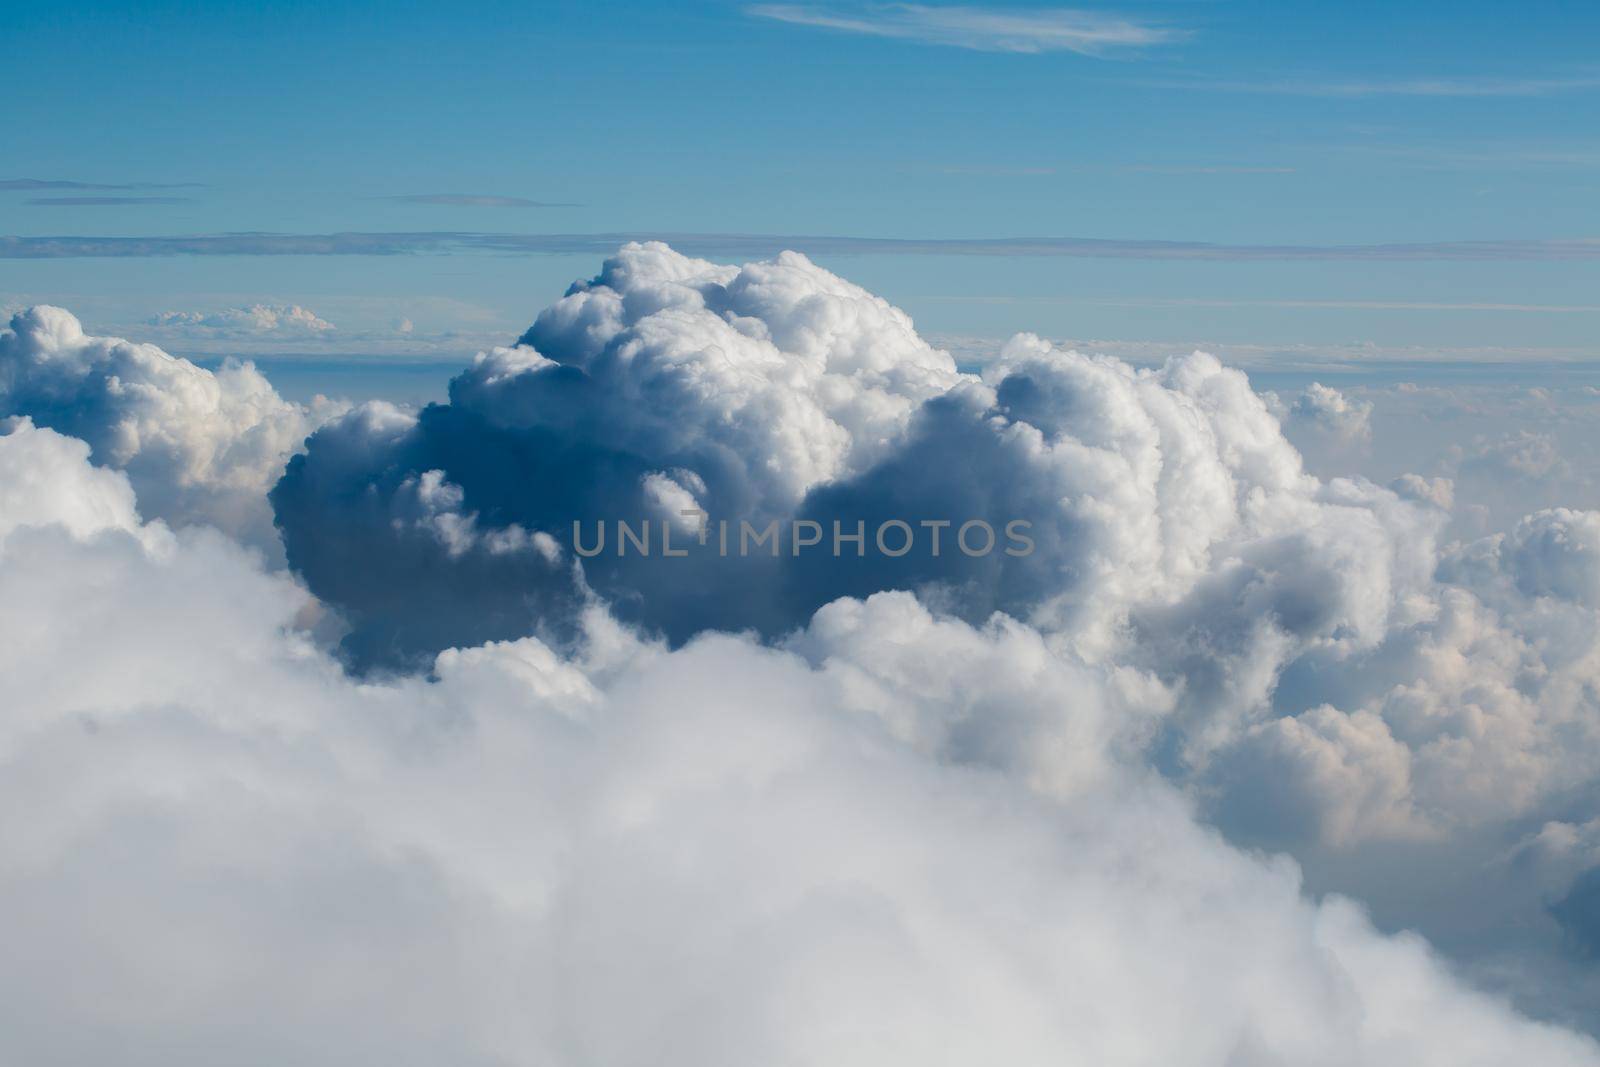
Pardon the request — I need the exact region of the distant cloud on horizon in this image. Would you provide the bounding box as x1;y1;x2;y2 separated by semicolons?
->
149;303;337;335
931;294;1600;314
746;3;1183;55
3;230;1600;263
25;196;194;207
0;178;203;191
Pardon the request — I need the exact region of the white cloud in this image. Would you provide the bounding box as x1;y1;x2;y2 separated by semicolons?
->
1;429;1597;1065
270;245;1447;699
0;306;340;557
13;245;1600;1040
746;3;1181;55
0;417;145;542
1273;381;1374;450
150;303;336;334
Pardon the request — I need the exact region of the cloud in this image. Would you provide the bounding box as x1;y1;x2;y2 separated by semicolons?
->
936;294;1600;314
265;246;1600;1029
14;245;1600;1038
1275;381;1375;447
1141;75;1600;98
388;194;582;208
747;3;1182;55
0;417;145;543
0;178;202;191
1322;142;1600;172
5;231;1600;261
271;243;968;665
1498;508;1600;608
269;249;1442;768
3;418;1599;1065
149;303;337;335
25;196;194;206
0;306;338;558
1116;163;1298;174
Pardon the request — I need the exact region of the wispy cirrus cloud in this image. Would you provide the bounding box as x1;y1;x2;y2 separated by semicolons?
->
4;230;1600;262
25;196;194;207
746;3;1182;55
387;194;582;208
1323;142;1600;171
932;295;1600;313
0;178;202;191
1142;74;1600;97
925;162;1296;176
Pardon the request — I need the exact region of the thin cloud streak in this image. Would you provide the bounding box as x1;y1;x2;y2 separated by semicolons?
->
1116;164;1297;174
1140;74;1600;97
925;163;1297;176
3;231;1600;262
1322;142;1600;171
25;196;194;207
746;3;1182;55
0;178;203;191
387;194;583;208
934;295;1600;313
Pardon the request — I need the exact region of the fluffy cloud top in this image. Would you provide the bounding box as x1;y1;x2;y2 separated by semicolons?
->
0;305;335;556
274;244;1436;695
1276;381;1375;446
2;418;1596;1066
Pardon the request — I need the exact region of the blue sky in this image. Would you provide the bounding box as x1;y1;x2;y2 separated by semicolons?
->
3;0;1599;357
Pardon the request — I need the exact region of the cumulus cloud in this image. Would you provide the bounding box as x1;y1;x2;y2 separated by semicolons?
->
150;303;337;334
14;245;1600;1041
274;244;1443;697
1276;381;1375;447
1497;508;1600;608
3;422;1598;1065
0;417;144;542
0;306;336;556
1439;429;1599;534
273;243;967;664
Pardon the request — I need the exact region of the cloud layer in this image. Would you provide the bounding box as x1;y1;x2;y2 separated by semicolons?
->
270;246;1600;1026
6;231;1599;261
4;415;1599;1065
8;244;1600;1051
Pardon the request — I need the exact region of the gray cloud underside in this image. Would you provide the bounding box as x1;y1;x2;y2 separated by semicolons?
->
4;231;1600;261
